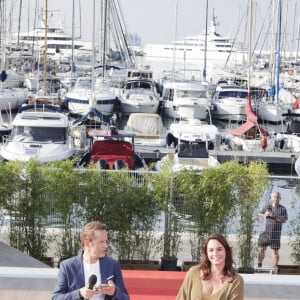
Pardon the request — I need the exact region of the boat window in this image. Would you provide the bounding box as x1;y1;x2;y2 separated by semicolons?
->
218;90;248;99
163;88;174;101
11;126;66;143
75;80;92;90
125;81;151;89
177;142;208;158
39;79;62;93
177;90;206;98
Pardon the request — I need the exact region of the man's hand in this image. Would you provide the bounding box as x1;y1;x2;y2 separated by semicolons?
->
265;210;273;217
99;280;116;296
79;285;103;299
274;215;287;223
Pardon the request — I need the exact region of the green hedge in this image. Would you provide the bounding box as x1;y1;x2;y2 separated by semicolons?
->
0;159;279;268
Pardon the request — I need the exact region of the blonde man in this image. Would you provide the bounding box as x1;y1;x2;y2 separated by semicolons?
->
52;221;129;300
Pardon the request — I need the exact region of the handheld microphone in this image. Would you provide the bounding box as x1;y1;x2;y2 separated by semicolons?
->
88;274;97;290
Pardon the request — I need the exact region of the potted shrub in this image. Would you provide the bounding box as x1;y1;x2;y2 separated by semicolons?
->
43;160;83;263
287;184;300;274
177;163;240;262
80;168;161;267
235;162;269;273
4;160;51;262
150;160;183;270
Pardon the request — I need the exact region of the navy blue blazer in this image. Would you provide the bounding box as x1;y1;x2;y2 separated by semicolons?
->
52;253;130;300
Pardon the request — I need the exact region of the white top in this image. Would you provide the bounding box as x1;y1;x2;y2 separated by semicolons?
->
83;260;104;300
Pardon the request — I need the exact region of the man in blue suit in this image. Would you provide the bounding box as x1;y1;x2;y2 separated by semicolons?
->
52;221;130;300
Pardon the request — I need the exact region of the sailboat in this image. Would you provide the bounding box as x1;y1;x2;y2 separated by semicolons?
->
29;0;65;107
255;0;293;124
227;94;274;151
0;0;27;111
159;0;211;121
225;0;275;152
66;0;116;116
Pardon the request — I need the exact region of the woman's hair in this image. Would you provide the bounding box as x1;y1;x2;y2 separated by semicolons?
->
80;221;107;246
199;233;236;280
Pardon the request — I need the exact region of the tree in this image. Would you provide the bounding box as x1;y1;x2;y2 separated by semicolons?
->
177;161;241;261
5;160;51;260
235;161;269;272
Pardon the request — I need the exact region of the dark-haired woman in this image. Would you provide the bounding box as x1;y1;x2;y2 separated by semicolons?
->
176;233;244;300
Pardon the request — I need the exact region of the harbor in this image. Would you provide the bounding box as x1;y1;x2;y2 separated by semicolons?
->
0;0;298;175
0;2;300;300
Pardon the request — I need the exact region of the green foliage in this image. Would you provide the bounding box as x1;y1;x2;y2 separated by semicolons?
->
176;161;243;260
289;185;300;265
80;167;160;260
236;161;269;270
0;158;272;268
289;224;300;264
3;160;51;260
43;159;82;260
150;160;183;258
0;160;21;221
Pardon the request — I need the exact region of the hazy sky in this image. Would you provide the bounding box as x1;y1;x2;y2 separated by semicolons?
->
14;0;300;46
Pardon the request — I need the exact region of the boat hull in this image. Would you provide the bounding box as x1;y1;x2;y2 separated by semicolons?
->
0;89;27;111
163;104;208;120
67;96;116;116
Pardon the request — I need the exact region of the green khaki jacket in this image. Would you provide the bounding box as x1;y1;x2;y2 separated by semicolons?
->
176;265;244;300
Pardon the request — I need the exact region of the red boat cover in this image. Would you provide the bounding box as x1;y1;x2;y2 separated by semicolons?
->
231;94;269;137
90;140;135;169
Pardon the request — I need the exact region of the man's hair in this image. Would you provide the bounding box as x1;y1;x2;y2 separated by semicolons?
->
80;221;107;246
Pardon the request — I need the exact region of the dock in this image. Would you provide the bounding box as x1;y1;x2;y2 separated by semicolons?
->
136;146;299;175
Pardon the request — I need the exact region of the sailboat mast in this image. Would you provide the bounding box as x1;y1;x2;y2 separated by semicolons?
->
296;23;300;62
79;0;82;38
203;0;208;82
90;0;96;109
171;0;179;80
43;0;48;96
275;0;282;102
17;0;22;46
102;0;108;78
0;0;6;90
247;0;253;97
71;0;75;84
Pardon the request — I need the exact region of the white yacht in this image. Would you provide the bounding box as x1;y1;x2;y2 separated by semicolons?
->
211;83;249;121
167;118;220;149
161;79;210;120
156;119;220;172
115;68;160;116
1;105;75;162
12;18;90;59
66;77;117;116
141;13;246;67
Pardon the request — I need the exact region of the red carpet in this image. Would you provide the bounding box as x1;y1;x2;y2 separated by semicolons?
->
122;270;186;300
